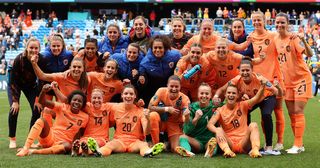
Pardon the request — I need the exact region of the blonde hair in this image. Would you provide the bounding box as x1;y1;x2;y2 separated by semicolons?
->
23;37;40;57
92;88;104;97
171;17;186;32
50;33;66;51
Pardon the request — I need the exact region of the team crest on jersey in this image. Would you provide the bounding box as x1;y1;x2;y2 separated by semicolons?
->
63;59;69;65
237;110;242;116
227;65;233;70
133;116;138;123
169;62;175;69
265;39;270;45
109;87;115;93
102;110;108;116
286;46;291;52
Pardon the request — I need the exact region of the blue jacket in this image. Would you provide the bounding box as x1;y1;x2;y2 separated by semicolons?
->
139;49;181;105
110;51;144;82
41;47;74;73
98;35;129;55
139;49;181;82
228;32;254;58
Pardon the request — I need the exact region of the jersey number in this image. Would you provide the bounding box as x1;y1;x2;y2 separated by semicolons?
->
122;123;132;132
66;122;74;130
279;53;287;63
218;71;227;77
231;119;240;128
258;46;263;53
297;83;306;95
94;117;103;126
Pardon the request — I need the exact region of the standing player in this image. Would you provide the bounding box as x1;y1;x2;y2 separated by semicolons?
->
274;13;313;154
76;38;104;72
181;19;251;55
16;84;88;156
148;75;190;153
175;83;220;158
98;24;129;59
8;38;44;148
207;82;266;158
87;85;165;157
249;11;285;151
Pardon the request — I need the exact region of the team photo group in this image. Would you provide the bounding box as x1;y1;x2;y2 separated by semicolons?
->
7;7;313;160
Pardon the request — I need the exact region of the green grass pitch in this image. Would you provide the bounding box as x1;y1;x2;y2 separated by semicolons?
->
0;91;319;168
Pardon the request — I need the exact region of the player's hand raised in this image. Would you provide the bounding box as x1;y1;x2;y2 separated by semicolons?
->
42;84;52;93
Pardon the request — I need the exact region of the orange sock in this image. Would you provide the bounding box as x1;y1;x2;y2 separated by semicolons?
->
289;114;296;134
24;119;44;149
32;144;65;154
149;112;161;144
293;114;305;147
274;106;285;144
42;108;53;127
100;146;112;156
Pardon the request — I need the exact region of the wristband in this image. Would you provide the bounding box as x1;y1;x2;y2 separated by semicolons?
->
164;107;169;112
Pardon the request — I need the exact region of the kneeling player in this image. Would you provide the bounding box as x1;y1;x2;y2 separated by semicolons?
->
148;75;191;153
175;83;221;157
207;82;266;158
88;85;164;157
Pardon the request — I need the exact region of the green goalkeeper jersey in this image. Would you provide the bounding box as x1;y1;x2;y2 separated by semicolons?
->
183;101;220;141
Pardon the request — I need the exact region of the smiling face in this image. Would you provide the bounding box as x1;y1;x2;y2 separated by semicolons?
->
275;16;288;34
126;45;139;62
198;85;211;105
103;60;117;80
201;21;213;41
70;94;84;113
152;41;165;58
91;90;103;109
70;60;84;80
133;18;147;36
167;79;181;99
189;46;202;65
225;86;238;105
26;41;40;60
232;20;244;39
252;13;265;32
84;42;97;59
215;40;228;60
121;87;136;104
50;40;63;56
172;20;184;38
107;26;120;43
239;63;252;83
